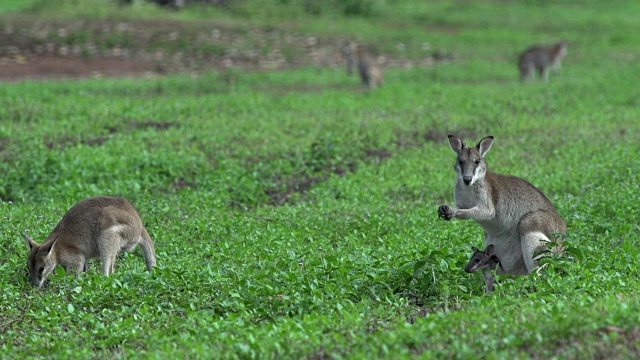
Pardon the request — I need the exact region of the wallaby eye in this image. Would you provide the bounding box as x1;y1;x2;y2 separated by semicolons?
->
458;160;464;166
475;258;480;263
474;160;481;165
38;267;44;275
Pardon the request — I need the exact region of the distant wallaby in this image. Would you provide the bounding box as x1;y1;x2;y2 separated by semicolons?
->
519;41;567;82
341;40;358;75
24;196;157;288
341;41;384;89
465;244;503;293
438;135;566;276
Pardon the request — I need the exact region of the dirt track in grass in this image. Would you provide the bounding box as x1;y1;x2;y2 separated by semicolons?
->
0;17;451;81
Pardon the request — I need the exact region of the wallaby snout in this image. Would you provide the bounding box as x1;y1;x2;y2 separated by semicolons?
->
464;259;480;273
463;176;473;186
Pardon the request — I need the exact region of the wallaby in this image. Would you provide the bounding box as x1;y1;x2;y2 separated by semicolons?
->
519;41;567;82
465;244;503;293
341;41;384;89
24;196;157;288
438;135;566;276
340;40;358;76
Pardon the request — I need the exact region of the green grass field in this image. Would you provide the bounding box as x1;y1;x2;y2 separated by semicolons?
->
1;0;640;358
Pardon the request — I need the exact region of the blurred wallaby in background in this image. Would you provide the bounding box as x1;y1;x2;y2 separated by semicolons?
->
519;41;567;82
341;40;384;89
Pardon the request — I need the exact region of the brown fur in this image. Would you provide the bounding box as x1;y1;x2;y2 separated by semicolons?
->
340;41;358;75
24;196;157;288
342;41;384;89
519;41;568;82
438;135;566;275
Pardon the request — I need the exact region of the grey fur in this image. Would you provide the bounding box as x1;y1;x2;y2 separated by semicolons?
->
465;245;502;293
341;41;384;89
519;41;568;82
24;196;157;288
439;135;566;276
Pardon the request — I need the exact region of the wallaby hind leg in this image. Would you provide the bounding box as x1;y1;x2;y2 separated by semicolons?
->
140;229;157;271
98;228;122;276
520;231;549;273
101;253;118;276
520;66;534;82
538;66;550;82
519;210;556;273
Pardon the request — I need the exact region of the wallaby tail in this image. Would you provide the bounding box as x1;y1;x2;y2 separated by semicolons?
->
140;227;157;271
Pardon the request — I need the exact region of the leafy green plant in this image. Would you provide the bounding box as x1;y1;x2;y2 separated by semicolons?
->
1;0;640;359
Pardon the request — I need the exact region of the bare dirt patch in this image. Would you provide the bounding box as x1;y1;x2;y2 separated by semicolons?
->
364;148;393;165
261;129;469;208
0;17;450;81
264;174;327;206
171;177;192;192
133;121;177;131
0;56;156;81
44;120;178;149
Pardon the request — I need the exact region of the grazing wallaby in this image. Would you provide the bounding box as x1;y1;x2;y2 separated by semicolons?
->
438;135;566;276
24;196;157;288
341;41;384;89
519;41;568;82
465;244;503;293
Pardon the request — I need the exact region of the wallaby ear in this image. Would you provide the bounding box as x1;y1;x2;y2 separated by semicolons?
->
485;244;495;256
471;246;479;253
23;234;39;250
40;236;58;255
448;135;464;155
477;136;494;157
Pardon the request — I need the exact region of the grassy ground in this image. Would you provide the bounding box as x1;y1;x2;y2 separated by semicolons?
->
1;1;640;359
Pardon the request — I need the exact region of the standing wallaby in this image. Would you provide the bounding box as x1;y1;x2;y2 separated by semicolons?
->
341;41;384;89
340;40;358;75
438;135;566;276
24;196;157;288
519;41;567;82
465;244;503;293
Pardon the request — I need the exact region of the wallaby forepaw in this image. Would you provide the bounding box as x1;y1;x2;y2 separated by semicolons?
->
438;205;455;220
